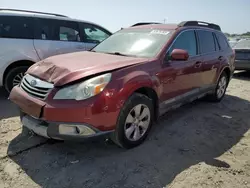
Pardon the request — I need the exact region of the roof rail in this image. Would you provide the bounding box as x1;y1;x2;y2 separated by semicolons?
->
178;21;221;31
131;22;161;27
0;8;68;18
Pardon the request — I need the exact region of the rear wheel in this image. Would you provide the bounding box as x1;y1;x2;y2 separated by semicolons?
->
111;93;154;149
4;66;29;93
207;72;228;102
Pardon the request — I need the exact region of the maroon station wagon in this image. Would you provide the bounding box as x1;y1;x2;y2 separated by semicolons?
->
10;21;235;148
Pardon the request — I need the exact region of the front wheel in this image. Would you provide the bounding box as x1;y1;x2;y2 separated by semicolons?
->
4;66;29;93
111;93;154;149
207;72;229;102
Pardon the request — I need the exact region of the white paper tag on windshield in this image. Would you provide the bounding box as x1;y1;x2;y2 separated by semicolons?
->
150;30;170;35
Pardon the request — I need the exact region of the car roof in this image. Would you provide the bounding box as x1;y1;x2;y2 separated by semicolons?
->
0;11;112;33
123;23;223;34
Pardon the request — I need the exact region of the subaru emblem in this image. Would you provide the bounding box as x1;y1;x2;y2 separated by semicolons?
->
30;79;37;86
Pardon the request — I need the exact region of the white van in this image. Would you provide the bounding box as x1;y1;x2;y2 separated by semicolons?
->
0;9;112;92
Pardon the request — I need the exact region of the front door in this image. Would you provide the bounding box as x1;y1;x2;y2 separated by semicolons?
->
156;30;203;112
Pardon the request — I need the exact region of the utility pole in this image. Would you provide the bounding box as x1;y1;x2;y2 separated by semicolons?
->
163;18;167;24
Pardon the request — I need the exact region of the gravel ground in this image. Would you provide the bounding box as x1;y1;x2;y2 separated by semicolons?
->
0;71;250;188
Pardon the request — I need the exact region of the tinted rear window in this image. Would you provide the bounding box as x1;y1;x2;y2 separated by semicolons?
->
34;18;81;42
216;33;230;50
0;16;34;39
34;18;56;40
197;30;215;54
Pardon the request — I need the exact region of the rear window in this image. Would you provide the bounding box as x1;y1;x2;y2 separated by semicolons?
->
0;16;34;39
216;33;230;50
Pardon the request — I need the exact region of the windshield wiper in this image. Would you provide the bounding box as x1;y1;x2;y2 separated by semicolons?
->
106;52;130;56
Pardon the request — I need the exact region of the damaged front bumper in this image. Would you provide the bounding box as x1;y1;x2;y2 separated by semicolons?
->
20;112;114;141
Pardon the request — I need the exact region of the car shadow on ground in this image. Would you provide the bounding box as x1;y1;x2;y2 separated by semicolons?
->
6;94;250;188
0;87;19;120
233;71;250;81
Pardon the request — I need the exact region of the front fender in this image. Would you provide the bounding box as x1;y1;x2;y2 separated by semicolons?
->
112;71;160;109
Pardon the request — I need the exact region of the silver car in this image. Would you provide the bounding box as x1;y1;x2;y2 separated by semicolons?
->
0;9;112;92
233;39;250;71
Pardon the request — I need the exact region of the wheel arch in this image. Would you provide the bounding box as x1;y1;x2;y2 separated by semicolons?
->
3;60;35;84
134;87;159;120
223;67;231;81
218;66;231;84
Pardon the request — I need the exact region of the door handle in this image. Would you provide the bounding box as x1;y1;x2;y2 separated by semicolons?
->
218;56;223;61
194;61;202;68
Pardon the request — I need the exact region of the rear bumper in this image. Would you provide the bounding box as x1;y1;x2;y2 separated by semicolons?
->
21;112;113;141
235;60;250;70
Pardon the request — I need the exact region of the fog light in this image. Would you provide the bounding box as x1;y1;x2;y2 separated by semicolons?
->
59;124;96;136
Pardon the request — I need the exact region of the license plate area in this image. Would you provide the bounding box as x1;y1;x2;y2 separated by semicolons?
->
9;86;45;118
236;52;250;60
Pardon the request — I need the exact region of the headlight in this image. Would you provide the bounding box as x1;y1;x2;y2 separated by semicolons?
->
53;73;111;100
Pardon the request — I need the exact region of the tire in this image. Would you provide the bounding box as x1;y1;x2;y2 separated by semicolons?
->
207;72;229;102
4;66;29;93
111;93;154;149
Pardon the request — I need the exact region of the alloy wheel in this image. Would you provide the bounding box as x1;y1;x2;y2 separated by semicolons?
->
13;72;24;87
217;76;227;98
124;104;151;141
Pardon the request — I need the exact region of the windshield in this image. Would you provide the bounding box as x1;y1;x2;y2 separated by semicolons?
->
92;29;173;58
234;39;250;49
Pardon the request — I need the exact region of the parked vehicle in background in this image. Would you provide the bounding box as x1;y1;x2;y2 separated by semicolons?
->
229;40;238;48
0;9;112;92
233;39;250;71
10;21;235;148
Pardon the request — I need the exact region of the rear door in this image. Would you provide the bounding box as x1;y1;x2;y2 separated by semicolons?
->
215;32;235;72
79;22;111;50
197;30;220;87
34;18;85;60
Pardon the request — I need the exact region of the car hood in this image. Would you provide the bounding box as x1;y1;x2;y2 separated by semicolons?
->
27;51;148;86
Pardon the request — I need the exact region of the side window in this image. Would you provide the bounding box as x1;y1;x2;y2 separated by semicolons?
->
168;30;197;57
58;21;80;42
216;33;230;50
0;16;34;39
213;33;220;51
197;30;216;54
80;23;111;43
35;19;80;42
34;18;56;40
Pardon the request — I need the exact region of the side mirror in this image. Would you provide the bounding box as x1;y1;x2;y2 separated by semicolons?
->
170;49;189;61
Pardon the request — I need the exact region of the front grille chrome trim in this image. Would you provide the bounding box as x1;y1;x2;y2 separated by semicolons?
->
24;74;54;89
20;74;54;100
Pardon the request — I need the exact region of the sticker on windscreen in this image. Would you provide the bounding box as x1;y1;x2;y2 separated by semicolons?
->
150;30;170;35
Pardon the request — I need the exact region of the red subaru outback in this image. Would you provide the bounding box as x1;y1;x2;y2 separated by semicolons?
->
10;21;235;148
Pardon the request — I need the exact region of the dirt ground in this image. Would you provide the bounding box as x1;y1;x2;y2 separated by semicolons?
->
0;71;250;188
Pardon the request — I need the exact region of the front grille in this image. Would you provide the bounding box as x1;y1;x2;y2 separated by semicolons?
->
20;74;54;100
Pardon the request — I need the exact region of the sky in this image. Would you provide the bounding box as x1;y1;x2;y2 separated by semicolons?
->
1;0;250;34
